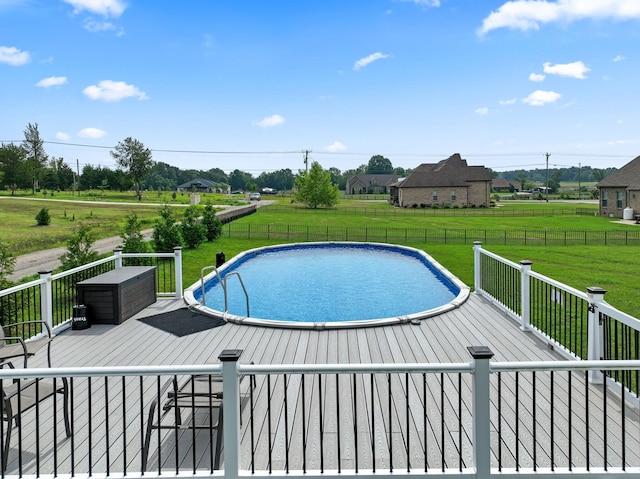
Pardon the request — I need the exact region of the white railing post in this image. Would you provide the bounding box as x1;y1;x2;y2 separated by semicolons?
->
520;260;532;331
113;249;123;268
587;286;607;383
220;349;242;479
39;270;53;329
174;247;183;299
473;241;483;292
468;346;494;479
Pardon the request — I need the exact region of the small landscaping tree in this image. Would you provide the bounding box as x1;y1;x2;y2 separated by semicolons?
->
201;203;223;241
152;204;183;253
35;207;51;226
181;205;206;249
293;161;339;208
0;240;16;289
60;224;98;270
120;213;150;265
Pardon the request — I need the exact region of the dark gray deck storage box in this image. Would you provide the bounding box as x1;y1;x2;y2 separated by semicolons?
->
76;266;157;325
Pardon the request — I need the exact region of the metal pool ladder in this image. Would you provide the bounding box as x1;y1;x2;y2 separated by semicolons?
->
199;265;250;317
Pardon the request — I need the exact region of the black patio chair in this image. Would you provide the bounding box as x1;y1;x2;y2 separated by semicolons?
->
0;320;54;369
142;370;254;471
0;376;71;471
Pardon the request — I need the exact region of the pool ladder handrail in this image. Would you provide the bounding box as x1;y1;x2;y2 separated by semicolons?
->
200;265;250;317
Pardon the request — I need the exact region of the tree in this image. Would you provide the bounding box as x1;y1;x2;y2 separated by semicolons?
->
152;204;183;252
366;155;393;174
202;203;223;241
35;207;51;226
0;143;27;194
293;161;340;208
181;205;206;249
110;137;154;199
0;240;16;289
22;123;48;194
120;213;150;265
60;224;99;270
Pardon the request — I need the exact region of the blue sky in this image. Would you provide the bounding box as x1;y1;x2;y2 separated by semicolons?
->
2;0;640;175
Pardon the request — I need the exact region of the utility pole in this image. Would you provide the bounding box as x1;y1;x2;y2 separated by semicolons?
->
76;158;80;196
578;162;581;200
545;152;550;203
303;150;311;173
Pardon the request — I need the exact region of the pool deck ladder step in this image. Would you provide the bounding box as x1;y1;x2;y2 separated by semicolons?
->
199;265;251;317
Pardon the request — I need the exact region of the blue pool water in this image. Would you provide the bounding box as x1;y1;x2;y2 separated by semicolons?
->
190;243;467;327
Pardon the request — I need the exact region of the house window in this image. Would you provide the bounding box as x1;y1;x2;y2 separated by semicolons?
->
432;191;438;201
602;191;608;207
617;191;623;208
451;190;456;202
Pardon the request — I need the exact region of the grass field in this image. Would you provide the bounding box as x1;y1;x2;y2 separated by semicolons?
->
3;195;638;320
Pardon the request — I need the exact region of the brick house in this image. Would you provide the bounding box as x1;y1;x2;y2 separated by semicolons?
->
596;155;640;218
492;178;522;192
390;153;492;208
177;178;216;192
345;174;398;195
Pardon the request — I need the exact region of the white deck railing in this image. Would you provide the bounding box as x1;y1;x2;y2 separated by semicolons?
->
474;241;640;391
1;350;640;478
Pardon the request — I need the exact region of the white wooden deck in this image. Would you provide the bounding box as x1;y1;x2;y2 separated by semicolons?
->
9;293;640;475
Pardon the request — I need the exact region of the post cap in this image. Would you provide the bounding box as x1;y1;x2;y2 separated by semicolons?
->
467;346;494;359
587;286;607;295
219;349;243;361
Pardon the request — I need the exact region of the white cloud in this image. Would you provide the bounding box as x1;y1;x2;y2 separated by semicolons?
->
324;141;347;152
353;52;390;71
63;0;126;17
608;139;635;145
522;89;562;106
83;80;147;101
78;127;107;138
499;98;517;105
0;46;30;66
396;0;440;7
543;61;589;79
84;19;117;32
529;72;545;82
613;55;625;62
36;76;68;88
56;132;71;141
475;107;489;116
253;114;285;128
478;0;640;35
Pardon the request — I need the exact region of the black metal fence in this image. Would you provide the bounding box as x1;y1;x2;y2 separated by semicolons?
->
223;223;640;246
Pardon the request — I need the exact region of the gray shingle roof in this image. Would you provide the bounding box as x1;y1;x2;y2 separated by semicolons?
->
399;153;492;188
596;155;640;188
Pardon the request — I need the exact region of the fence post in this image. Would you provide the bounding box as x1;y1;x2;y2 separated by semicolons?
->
468;346;494;479
39;270;53;329
520;260;532;331
587;286;607;383
113;248;123;268
220;349;243;479
473;242;482;292
173;247;183;299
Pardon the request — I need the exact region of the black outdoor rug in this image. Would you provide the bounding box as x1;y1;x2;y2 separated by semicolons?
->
138;308;226;337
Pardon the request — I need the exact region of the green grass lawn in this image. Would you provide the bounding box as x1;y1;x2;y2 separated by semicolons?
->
3;195;638;320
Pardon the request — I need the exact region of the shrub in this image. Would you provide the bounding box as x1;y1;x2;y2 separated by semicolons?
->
431;204;440;209
0;241;16;289
60;224;98;270
152;204;184;252
181;206;206;249
120;213;150;265
35;207;51;226
202;203;223;241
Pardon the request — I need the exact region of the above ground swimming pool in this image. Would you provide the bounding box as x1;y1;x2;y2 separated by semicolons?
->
185;242;470;329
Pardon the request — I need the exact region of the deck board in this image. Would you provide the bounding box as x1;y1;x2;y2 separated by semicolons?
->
7;293;640;475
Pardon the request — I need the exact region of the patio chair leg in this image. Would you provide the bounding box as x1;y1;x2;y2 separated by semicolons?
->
214;405;223;470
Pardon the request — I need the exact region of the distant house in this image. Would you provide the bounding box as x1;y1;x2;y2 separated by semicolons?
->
177;178;216;193
390;153;492;208
492;178;522;193
596;155;639;218
345;174;398;195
